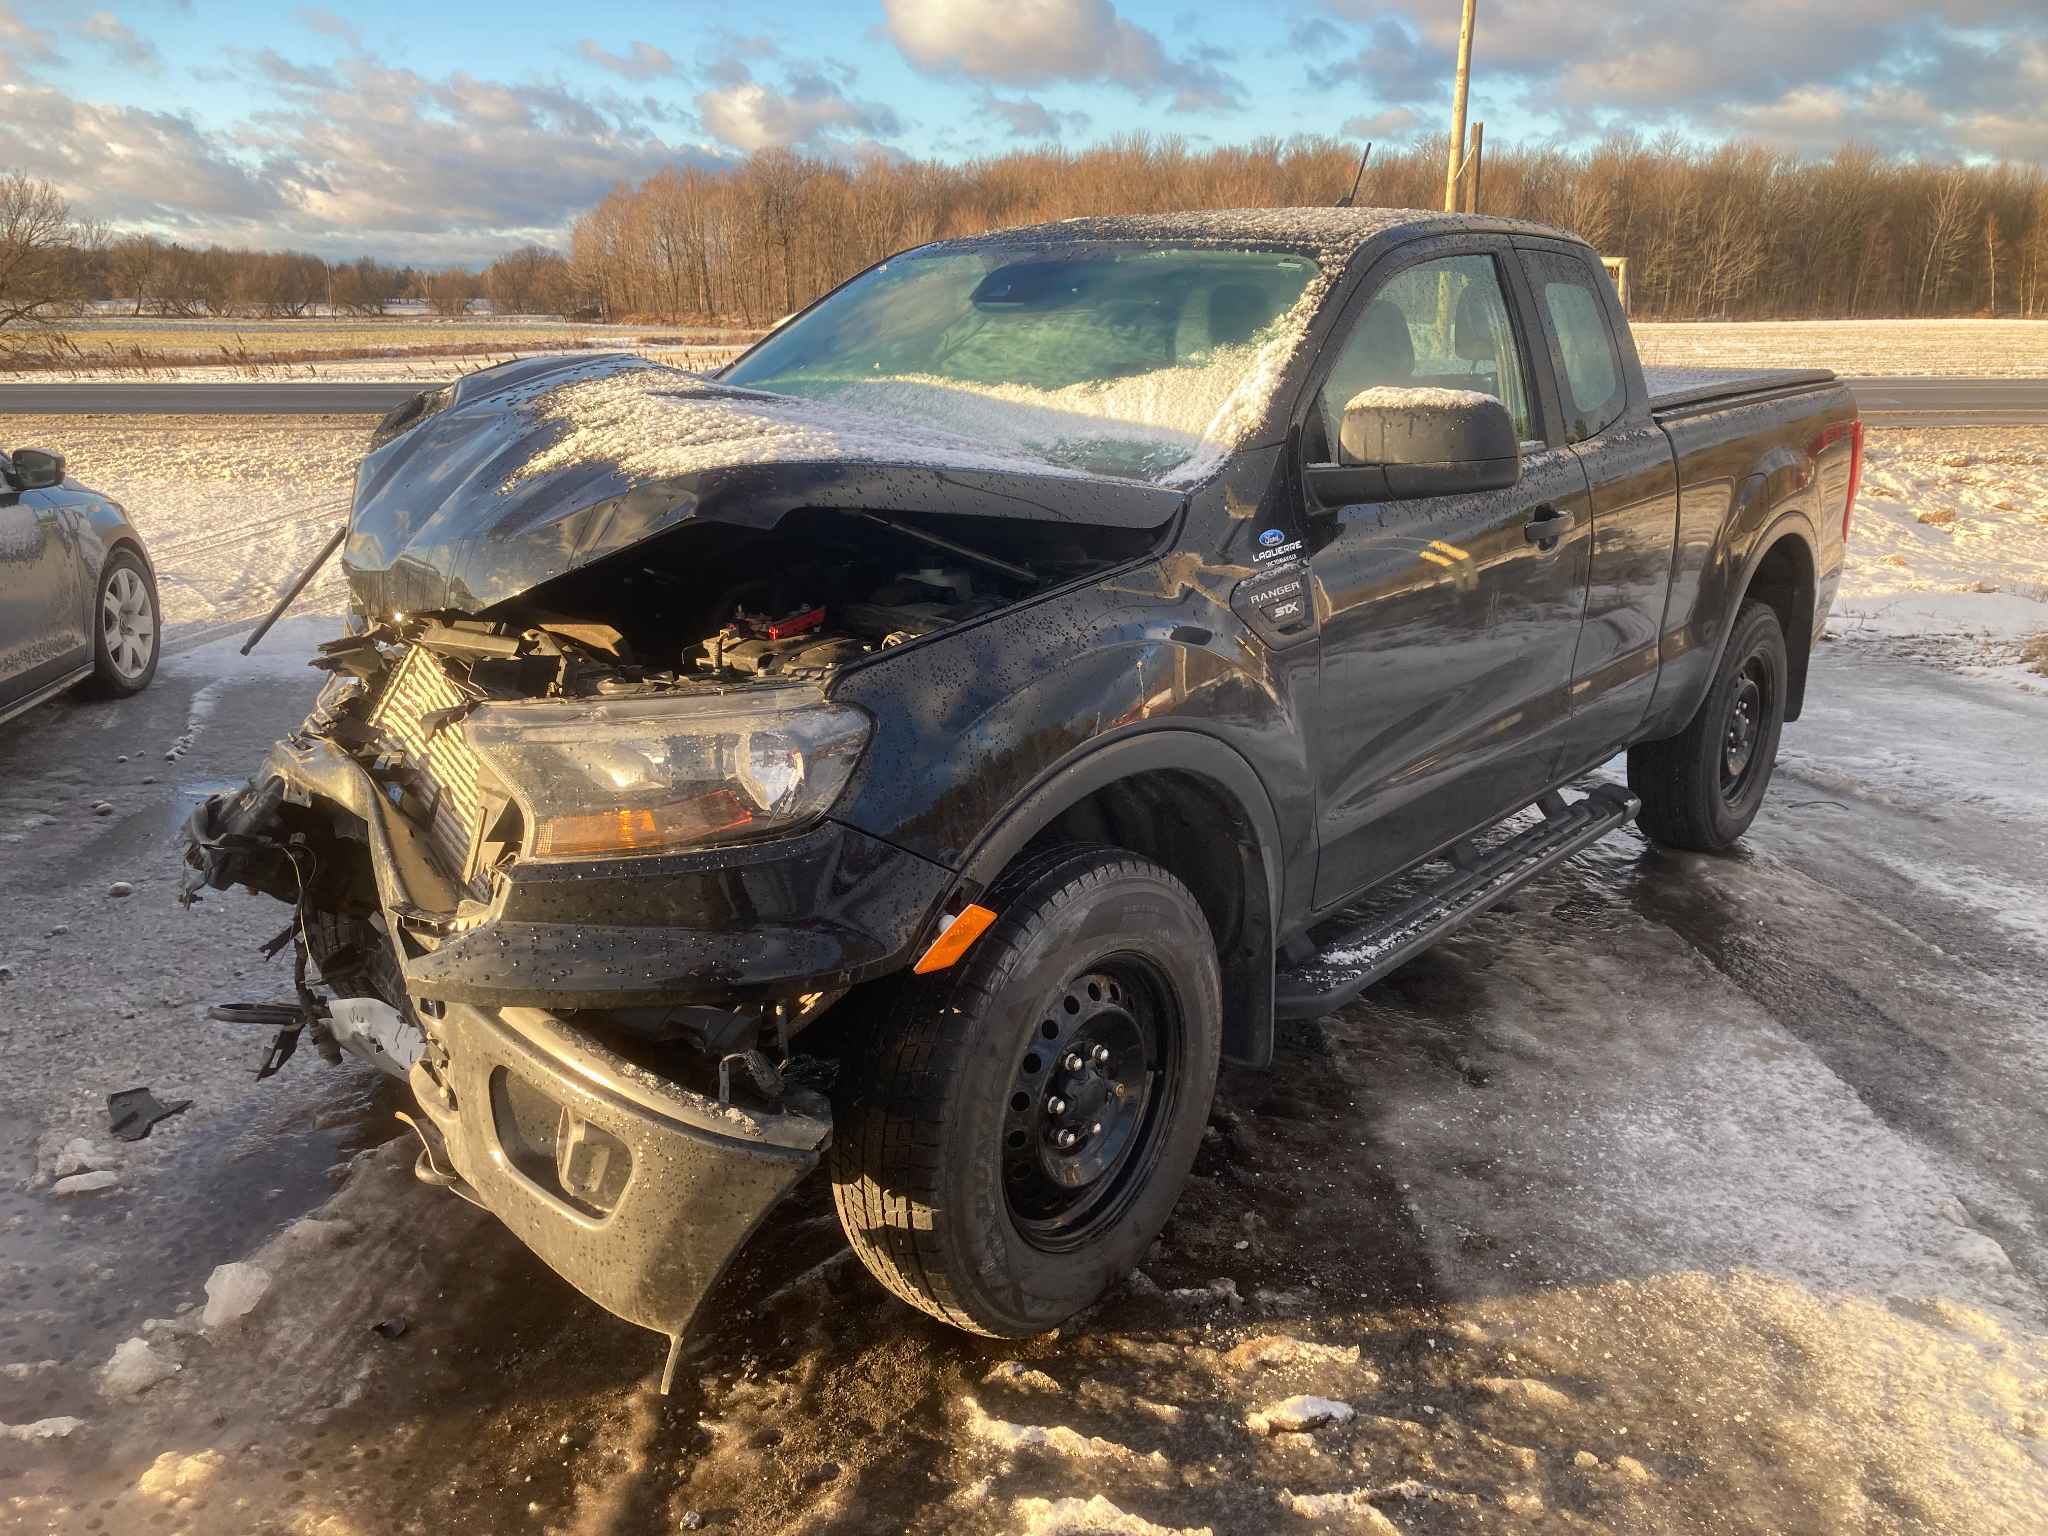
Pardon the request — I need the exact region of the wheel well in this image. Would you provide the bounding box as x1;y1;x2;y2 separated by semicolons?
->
1743;533;1816;720
1022;768;1274;1066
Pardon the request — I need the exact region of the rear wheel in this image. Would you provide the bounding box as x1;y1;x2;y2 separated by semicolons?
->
1628;599;1787;851
831;846;1222;1335
84;548;159;697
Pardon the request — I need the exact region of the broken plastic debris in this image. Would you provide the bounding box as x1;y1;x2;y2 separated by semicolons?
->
201;1261;272;1331
109;1086;192;1141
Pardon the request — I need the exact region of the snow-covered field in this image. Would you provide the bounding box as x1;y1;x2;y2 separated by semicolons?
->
11;314;755;382
1830;427;2048;688
1632;319;2048;378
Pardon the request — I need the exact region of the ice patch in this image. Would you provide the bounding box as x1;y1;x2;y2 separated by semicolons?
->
1247;1395;1355;1434
99;1337;179;1396
1013;1494;1214;1536
201;1261;272;1331
0;1416;84;1442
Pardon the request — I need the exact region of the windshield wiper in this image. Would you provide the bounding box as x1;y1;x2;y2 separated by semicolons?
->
853;511;1036;586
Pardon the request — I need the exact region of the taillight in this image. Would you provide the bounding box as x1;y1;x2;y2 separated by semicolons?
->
1843;418;1865;540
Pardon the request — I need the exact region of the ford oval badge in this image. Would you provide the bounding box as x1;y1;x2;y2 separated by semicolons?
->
1258;528;1285;547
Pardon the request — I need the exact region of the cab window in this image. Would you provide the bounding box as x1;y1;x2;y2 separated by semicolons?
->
1308;253;1534;460
1523;251;1626;440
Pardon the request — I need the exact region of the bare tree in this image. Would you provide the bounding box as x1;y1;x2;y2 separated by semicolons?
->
484;244;574;316
0;172;100;326
425;267;481;316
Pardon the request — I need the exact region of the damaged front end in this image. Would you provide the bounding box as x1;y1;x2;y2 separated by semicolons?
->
182;355;1174;1373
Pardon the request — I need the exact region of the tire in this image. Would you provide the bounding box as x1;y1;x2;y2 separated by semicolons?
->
1628;599;1788;851
83;546;159;698
831;845;1223;1336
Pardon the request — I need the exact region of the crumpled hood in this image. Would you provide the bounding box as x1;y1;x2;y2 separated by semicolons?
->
343;353;1186;617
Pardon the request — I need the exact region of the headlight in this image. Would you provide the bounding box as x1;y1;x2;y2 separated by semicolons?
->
465;686;869;859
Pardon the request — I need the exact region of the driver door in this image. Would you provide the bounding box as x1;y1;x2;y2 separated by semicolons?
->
1304;244;1592;908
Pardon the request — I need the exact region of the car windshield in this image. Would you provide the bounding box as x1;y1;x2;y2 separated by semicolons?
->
721;243;1320;482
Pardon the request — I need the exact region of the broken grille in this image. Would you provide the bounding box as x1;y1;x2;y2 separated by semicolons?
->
367;645;488;886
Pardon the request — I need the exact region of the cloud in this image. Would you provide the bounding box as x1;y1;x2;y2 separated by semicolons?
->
883;0;1243;112
977;92;1088;139
74;11;162;73
293;7;359;48
0;47;732;259
0;3;61;65
1310;0;2045;160
248;49;338;91
697;74;903;153
1341;107;1421;141
693;47;902;153
577;39;678;83
1307;19;1446;104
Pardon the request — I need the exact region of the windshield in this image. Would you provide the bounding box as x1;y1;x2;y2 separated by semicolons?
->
722;243;1320;482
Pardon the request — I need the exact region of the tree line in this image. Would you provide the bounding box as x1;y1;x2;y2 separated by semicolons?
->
571;135;2048;324
0;171;577;320
7;135;2048;328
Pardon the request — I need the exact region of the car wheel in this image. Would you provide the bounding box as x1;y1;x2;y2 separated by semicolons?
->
1628;598;1787;851
85;547;160;698
831;845;1222;1336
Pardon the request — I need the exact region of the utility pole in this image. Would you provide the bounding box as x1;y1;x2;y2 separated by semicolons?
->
1443;0;1478;212
1464;122;1485;213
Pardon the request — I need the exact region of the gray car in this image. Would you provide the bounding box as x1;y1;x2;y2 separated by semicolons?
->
0;446;160;725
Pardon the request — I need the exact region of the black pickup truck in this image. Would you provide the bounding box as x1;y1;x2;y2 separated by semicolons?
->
185;208;1862;1382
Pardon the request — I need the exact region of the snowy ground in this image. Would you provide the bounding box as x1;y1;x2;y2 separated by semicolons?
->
0;418;2043;1533
13;315;755;381
1828;427;2048;689
1632;319;2048;378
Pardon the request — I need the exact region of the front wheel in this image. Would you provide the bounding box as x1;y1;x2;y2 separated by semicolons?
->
831;846;1222;1336
1628;599;1787;851
84;547;160;697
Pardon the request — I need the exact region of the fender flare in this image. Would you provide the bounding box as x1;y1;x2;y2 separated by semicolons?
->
1659;496;1817;736
1719;504;1818;718
947;725;1287;1068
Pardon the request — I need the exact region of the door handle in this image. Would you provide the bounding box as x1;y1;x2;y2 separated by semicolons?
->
1523;505;1576;545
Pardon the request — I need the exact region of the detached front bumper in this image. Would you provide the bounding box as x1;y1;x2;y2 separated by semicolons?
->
408;1001;830;1367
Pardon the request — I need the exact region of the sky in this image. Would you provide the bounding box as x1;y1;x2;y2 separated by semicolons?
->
7;0;2045;264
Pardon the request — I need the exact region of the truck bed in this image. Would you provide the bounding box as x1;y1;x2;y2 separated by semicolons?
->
1644;366;1837;414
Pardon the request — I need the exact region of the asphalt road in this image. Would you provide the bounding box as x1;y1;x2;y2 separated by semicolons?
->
3;374;2048;424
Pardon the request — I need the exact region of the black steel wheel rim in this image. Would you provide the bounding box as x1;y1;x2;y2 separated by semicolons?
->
1721;655;1771;803
1000;957;1184;1253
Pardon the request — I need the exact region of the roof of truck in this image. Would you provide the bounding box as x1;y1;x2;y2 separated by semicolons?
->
931;207;1582;271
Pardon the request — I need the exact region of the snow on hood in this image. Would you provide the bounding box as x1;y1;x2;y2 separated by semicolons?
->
507;362;1107;487
341;354;1184;618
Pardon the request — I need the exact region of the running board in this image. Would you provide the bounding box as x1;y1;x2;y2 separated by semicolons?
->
1275;784;1640;1020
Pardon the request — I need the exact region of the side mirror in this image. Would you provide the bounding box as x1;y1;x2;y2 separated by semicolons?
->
9;448;65;490
1306;389;1520;505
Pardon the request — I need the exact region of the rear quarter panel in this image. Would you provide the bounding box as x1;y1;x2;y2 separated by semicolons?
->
1640;381;1857;739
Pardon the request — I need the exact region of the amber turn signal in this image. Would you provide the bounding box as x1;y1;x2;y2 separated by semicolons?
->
912;903;998;974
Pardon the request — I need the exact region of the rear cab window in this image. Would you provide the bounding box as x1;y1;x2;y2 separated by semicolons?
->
1521;250;1626;441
